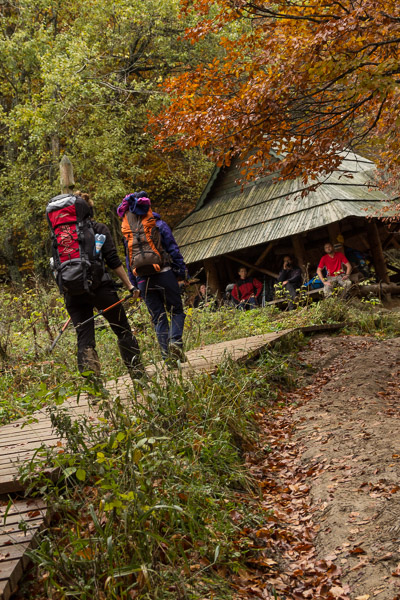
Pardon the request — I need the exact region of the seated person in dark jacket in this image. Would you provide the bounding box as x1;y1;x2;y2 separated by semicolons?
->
277;255;303;302
193;284;216;309
231;267;262;310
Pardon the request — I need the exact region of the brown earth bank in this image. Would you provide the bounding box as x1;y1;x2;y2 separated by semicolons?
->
294;335;400;600
236;334;400;600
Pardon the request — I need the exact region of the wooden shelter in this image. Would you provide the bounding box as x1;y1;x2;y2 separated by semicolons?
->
173;151;399;292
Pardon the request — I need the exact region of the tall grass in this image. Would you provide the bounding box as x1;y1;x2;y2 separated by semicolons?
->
20;344;298;600
1;281;399;426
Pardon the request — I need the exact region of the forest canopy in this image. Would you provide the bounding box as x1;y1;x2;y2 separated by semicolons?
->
0;0;214;280
154;0;400;190
2;0;399;281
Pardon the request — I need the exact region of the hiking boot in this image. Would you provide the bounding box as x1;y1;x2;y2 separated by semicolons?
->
80;347;101;377
127;356;147;383
166;343;186;368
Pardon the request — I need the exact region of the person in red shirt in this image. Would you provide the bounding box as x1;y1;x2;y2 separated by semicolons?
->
317;242;352;297
232;267;263;310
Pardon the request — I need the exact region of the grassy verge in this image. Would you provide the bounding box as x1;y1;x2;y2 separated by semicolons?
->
0;281;399;426
18;338;299;600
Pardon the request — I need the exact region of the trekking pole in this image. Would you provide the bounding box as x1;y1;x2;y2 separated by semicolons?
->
75;293;138;331
48;317;72;353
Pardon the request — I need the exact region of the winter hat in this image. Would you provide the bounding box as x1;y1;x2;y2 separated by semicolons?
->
117;191;151;218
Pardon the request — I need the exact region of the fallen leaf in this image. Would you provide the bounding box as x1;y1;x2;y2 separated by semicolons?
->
392;563;400;577
355;595;370;600
349;547;366;555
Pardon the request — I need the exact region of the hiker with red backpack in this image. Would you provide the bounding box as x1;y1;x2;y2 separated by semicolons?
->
46;191;144;384
117;192;187;364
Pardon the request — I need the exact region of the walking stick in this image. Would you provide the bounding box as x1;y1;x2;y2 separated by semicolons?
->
75;293;137;331
48;293;138;353
48;317;72;353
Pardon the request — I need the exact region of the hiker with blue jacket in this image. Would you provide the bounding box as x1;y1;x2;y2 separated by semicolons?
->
117;192;187;364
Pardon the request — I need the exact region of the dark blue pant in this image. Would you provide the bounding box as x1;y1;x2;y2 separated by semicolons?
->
137;270;185;357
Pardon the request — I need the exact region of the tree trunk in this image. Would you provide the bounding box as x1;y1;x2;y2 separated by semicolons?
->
2;234;22;283
366;221;390;284
354;283;400;297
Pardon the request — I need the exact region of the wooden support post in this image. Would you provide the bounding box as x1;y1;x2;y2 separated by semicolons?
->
366;220;390;284
292;234;307;272
204;258;222;295
248;242;274;276
60;155;75;194
327;222;344;252
383;233;400;250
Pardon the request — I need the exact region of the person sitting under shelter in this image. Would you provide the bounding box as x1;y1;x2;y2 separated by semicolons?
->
231;267;262;310
277;255;303;308
317;242;352;297
193;283;217;310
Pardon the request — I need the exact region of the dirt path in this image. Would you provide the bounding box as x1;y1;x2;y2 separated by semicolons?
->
293;335;400;599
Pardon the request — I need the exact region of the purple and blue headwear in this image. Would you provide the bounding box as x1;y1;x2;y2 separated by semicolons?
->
117;191;151;218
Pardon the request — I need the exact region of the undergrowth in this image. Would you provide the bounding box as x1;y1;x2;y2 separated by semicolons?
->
0;280;399;426
18;341;298;600
1;279;398;599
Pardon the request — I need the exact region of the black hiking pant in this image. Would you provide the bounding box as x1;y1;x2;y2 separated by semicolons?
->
65;283;140;375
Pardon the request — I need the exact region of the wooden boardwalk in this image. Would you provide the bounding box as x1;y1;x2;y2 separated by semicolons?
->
0;329;294;600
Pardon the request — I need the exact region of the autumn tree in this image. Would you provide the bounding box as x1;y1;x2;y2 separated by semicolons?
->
154;0;400;189
0;0;213;280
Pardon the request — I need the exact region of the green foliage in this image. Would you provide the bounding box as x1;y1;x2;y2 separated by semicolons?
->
1;278;399;598
0;0;214;278
1;280;399;427
20;349;296;599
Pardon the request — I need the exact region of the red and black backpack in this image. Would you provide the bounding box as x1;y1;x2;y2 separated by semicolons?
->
46;194;105;295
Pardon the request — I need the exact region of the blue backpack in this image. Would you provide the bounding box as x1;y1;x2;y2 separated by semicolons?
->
304;275;324;290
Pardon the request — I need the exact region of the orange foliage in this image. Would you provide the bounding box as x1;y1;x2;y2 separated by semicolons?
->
153;0;400;192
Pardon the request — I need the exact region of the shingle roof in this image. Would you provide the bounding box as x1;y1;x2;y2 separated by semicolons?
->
174;152;394;264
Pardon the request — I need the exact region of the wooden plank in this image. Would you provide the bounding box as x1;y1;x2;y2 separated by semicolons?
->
0;328;309;599
248;242;275;276
0;542;30;562
226;253;278;278
0;480;24;495
0;560;24;600
0;499;46;517
0;517;44;536
0;529;38;547
0;428;57;443
0;404;94;435
0;453;52;469
0;497;47;599
0;511;47;528
0;439;60;455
